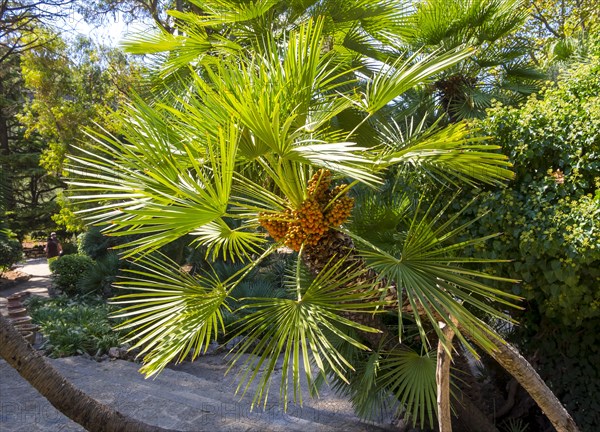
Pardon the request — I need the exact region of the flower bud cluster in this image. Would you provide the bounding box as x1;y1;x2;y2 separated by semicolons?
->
259;169;354;251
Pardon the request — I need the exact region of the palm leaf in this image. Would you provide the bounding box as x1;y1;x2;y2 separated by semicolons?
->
111;253;232;377
378;347;437;428
380;120;514;186
171;0;280;27
362;48;474;115
67;103;239;257
227;253;386;409
345;195;521;355
191;218;266;262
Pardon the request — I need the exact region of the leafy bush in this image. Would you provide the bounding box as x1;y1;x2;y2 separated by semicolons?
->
78;252;120;297
49;254;94;296
0;238;23;272
25;295;124;358
60;237;78;256
471;57;600;325
78;226;114;259
462;54;600;430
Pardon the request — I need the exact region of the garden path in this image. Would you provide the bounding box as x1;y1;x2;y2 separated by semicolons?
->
0;258;51;312
0;260;400;432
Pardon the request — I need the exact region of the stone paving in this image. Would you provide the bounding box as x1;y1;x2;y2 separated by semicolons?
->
0;259;398;432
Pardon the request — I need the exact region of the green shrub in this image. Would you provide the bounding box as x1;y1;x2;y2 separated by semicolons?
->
49;254;94;296
60;238;78;256
78;252;120;297
78;226;113;259
471;58;600;325
25;295;124;358
462;53;600;430
0;238;23;272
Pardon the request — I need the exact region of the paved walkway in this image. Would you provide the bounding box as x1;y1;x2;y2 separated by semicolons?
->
0;259;399;432
0;258;52;309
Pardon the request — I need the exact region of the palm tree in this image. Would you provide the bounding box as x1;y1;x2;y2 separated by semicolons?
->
65;2;577;431
396;0;546;123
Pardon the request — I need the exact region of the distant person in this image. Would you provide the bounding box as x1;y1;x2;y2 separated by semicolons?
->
45;232;62;265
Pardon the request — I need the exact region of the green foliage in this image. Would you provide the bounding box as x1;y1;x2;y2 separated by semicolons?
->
0;50;61;238
18;32;138;173
25;295;124;358
470;57;600;325
51;193;86;233
229;254;383;409
49;254;94;296
78;226;114;260
462;52;600;430
0;238;23;272
66;3;531;427
78;252;120;297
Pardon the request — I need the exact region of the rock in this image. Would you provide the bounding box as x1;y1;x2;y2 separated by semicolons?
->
108;347;120;358
225;336;245;351
204;341;220;355
118;347;130;359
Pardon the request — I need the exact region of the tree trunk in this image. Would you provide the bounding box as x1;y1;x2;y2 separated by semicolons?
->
0;314;174;432
436;320;455;432
459;323;580;432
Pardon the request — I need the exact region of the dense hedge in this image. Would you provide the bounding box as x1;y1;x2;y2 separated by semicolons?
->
472;58;600;326
466;52;600;430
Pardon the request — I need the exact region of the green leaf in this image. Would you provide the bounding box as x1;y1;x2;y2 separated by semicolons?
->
227;253;386;409
111;253;232;376
378;347;437;428
362;47;474;114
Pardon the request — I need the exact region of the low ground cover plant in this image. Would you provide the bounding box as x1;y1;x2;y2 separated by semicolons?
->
26;295;124;358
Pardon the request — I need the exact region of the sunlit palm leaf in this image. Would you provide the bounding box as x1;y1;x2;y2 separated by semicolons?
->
191;219;266;262
170;0;280;27
345;196;520;354
227;253;385;409
380;120;514;186
67;105;239;257
362;48;474;114
111;253;232;376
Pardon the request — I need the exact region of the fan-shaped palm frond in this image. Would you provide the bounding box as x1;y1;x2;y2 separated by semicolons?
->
346;195;521;354
170;0;280;28
67;109;239;257
191;219;265;263
378;347;437;428
227;253;386;409
361;48;474;115
410;0;527;48
379;120;514;186
111;253;234;376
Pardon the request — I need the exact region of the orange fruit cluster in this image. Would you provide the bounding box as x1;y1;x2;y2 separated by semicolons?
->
259;169;354;251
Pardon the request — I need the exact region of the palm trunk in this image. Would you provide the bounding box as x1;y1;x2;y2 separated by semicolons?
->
436;321;455;432
305;230;579;432
459;323;579;432
0;314;173;432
